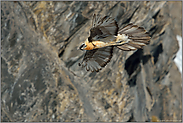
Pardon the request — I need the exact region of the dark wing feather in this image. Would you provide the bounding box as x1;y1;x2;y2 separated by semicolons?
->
117;23;151;51
79;46;113;72
88;14;118;42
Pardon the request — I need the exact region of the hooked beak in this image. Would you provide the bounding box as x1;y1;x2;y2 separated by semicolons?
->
78;43;87;50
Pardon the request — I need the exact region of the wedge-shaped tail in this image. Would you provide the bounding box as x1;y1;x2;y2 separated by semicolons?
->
117;23;150;51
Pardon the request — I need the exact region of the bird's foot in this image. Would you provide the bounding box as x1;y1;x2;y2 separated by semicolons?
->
116;40;129;45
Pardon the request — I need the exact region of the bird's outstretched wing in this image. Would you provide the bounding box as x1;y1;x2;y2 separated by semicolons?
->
79;46;113;72
88;14;119;42
117;23;151;51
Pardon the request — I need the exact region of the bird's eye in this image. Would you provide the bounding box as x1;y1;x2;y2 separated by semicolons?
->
79;43;86;50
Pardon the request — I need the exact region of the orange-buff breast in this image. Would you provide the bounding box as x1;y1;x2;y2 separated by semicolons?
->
84;41;107;50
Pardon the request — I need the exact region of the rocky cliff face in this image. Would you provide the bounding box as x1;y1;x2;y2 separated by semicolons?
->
1;1;182;122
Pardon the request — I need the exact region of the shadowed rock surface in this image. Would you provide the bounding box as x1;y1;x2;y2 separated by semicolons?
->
1;1;182;122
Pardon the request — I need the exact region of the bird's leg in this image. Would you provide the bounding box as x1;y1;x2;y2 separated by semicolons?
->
114;35;122;43
115;34;129;44
116;40;122;43
118;40;130;45
116;40;130;45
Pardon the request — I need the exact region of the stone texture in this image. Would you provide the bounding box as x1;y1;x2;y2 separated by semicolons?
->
1;1;182;122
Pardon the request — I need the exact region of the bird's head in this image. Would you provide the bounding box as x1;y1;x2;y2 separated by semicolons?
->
78;43;87;50
78;38;95;50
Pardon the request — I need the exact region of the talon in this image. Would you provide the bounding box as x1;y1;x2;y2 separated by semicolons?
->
116;40;122;43
116;40;130;45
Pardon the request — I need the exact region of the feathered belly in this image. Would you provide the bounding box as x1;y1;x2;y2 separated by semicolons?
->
92;34;129;47
84;41;109;50
93;41;110;48
84;34;132;50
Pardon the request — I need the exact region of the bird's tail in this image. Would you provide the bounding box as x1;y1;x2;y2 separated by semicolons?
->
117;23;151;51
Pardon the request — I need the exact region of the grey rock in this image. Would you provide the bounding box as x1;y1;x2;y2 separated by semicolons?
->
1;1;182;122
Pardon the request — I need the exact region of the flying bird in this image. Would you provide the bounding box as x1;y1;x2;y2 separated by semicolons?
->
78;14;150;72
